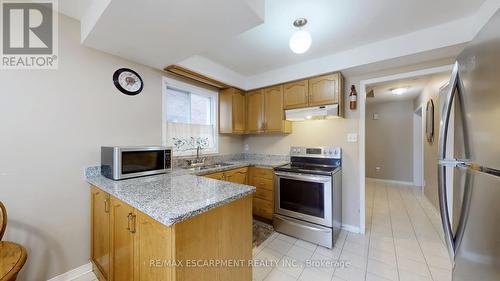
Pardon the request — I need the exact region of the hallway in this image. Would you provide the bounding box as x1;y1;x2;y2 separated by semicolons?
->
252;180;452;281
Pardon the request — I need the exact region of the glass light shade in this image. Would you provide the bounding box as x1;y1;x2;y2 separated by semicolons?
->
391;88;408;95
289;30;312;54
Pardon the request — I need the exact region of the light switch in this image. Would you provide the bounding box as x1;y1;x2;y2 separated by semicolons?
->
373;113;379;120
347;133;358;143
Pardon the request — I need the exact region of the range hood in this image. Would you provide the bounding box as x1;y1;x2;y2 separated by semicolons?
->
285;104;339;121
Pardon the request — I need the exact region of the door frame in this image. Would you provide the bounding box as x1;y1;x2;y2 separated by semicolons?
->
358;65;453;234
413;105;424;188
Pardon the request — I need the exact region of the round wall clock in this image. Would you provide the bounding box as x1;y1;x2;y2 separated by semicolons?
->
113;68;144;95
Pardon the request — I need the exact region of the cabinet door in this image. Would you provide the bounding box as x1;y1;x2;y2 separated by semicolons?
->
253;198;273;220
283;80;309;109
218;88;233;134
135;212;173;281
309;73;340;106
263;85;284;132
91;187;111;280
232;90;246;133
204;172;225;180
225;167;248;184
110;197;135;281
246;90;264;133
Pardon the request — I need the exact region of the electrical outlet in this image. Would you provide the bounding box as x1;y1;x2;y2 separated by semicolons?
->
244;144;249;151
375;167;381;172
347;133;358;143
373;113;379;120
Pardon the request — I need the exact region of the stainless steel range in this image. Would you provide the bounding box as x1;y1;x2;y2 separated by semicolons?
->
273;146;342;249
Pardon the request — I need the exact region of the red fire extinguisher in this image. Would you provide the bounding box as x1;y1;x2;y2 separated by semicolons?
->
350;85;357;110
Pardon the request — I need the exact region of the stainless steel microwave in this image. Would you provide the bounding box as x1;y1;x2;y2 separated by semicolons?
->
101;146;172;180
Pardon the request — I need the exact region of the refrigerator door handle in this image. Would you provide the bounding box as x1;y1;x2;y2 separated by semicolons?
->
438;62;460;261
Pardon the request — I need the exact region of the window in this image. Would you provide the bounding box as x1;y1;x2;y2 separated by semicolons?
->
163;77;218;156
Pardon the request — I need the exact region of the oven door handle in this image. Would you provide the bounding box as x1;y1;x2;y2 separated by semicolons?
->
274;171;332;183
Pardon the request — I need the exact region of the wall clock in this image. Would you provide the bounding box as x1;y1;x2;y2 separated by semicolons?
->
113;68;144;95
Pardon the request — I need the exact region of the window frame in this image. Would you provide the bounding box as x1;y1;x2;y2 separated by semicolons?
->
162;77;219;156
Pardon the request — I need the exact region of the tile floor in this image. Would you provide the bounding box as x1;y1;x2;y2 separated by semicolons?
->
86;180;452;281
252;180;452;281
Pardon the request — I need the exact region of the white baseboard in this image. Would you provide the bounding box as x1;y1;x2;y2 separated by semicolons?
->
47;262;93;281
341;224;361;234
366;177;414;186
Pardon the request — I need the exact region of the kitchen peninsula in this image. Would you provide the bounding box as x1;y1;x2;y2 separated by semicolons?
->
85;159;286;281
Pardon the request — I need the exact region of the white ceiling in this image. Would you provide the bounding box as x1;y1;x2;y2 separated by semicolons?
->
201;0;486;75
59;0;90;20
78;0;264;70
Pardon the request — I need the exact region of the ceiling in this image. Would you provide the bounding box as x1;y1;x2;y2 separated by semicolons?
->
201;0;486;75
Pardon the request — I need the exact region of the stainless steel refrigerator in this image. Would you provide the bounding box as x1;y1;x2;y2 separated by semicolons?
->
438;9;500;281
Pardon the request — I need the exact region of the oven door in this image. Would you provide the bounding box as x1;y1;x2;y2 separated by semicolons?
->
275;171;333;227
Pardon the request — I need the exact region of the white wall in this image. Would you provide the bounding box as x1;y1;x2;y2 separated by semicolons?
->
413;108;424;186
365;100;414;182
413;73;451;209
0;14;242;280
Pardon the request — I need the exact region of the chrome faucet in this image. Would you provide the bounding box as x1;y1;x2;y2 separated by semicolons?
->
186;145;206;167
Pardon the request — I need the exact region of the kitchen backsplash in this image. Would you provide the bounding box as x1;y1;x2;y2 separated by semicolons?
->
172;153;290;168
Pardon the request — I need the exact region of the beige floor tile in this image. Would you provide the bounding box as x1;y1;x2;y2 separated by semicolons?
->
267;238;294;255
333;264;366;281
286;245;314;262
367;259;399;281
275;256;305;279
294;239;318;251
264;268;297;281
298;267;333;281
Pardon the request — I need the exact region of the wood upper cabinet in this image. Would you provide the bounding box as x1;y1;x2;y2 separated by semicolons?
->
246;89;265;133
91;187;111;281
110;197;135;281
283;79;309;109
263;85;287;132
219;88;246;134
309;73;342;107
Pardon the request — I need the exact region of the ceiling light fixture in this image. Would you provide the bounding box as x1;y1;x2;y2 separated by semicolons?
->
391;87;408;95
289;18;311;54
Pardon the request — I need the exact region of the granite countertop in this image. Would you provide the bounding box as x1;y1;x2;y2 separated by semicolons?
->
85;160;288;227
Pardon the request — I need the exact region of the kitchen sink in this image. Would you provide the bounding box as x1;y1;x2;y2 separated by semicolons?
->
183;162;234;171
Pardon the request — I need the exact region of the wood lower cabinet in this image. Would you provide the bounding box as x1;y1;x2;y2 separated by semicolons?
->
204;167;248;184
204;172;225;181
91;187;252;281
135;212;173;281
91;187;111;281
219;88;246;134
224;167;248;184
248;167;275;220
283;79;309;109
110;197;135;281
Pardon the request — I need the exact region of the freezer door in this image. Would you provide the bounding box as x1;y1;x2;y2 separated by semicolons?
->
453;169;500;281
456;9;500;171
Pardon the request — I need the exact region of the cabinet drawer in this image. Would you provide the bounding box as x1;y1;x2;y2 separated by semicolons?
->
249;177;274;191
254;188;273;201
249;167;274;180
253;198;273;220
204;172;225;180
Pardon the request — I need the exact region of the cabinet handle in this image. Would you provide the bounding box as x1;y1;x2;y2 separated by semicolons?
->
104;199;110;213
128;213;137;233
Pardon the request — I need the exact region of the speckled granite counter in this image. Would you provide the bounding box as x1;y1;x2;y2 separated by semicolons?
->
85;160;288;227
